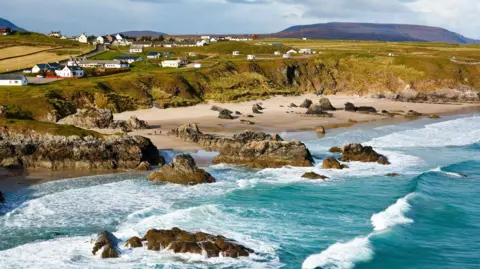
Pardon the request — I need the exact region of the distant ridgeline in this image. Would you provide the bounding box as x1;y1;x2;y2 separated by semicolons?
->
0;17;25;31
274;22;480;44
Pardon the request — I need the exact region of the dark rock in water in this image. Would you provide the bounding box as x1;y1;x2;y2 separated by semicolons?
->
302;172;329;180
148;154;216;185
328;146;342;153
0;190;4;204
356;106;377;113
125;236;143;248
136;161;151;171
142;227;253;258
428;114;440;119
386;173;401;177
341;144;390;165
299;99;313;108
316;126;326;134
168;124;313;168
0;130;163;170
345;102;356;112
322;157;347;169
218;109;234;120
92;231;121;259
319;98;336;111
306;104;333;117
405;110;422;118
289;103;298;108
240;119;255;125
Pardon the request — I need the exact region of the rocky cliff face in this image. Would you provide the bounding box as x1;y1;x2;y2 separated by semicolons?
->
0;129;163;170
168;124;314;168
58;109;149;132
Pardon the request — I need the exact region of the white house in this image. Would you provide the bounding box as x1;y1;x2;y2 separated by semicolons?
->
302;37;308;40
147;52;162;59
48;31;61;38
274;51;281;56
96;36;106;44
188;52;197;57
0;74;28;86
286;49;298;54
129;45;144;53
55;66;84;78
115;34;125;42
299;49;312;54
388;53;395;57
75;60;130;69
194;63;202;69
132;41;152;47
232;51;240;56
210;37;218;43
201;36;211;40
196;40;207;47
78;34;88;44
114;56;143;64
247;55;256;61
283;54;291;59
161;60;183;68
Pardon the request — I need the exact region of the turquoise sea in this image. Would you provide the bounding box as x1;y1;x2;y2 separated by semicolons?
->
0;113;479;269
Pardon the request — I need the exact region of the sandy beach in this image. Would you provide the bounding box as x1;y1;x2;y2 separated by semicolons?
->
113;94;480;150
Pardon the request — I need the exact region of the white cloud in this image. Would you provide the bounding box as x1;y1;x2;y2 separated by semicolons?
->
0;0;478;38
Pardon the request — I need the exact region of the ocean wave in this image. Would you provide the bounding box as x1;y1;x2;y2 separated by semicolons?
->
431;167;467;178
367;115;480;148
303;192;415;269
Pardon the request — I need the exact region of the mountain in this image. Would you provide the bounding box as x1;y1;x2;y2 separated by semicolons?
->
274;22;480;44
116;30;166;37
0;17;25;31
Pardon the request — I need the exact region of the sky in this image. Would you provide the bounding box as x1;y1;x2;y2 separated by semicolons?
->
2;0;480;38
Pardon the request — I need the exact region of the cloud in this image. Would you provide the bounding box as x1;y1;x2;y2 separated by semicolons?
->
0;0;479;38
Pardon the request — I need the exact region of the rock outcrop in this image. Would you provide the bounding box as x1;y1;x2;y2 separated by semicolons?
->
341;144;390;165
302;172;329;180
218;109;234;120
319;98;336;111
322;157;348;169
316;126;326;134
92;231;121;259
125;236;143;248
148;154;215;185
0;129;163;170
428;114;440;119
405;110;422;118
168;124;314;168
58;109;149;132
344;103;376;113
299;99;313;108
328;146;342;153
305;104;333;117
140;227;253;258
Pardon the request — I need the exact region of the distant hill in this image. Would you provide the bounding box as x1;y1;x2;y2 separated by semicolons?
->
116;30;166;38
0;17;25;31
274;22;480;44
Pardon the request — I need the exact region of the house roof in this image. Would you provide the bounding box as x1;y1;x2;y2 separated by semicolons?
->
147;52;162;56
114;56;142;60
34;63;59;70
0;74;26;80
78;60;128;65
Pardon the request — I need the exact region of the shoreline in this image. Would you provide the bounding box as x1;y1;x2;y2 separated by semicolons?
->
1;95;479;192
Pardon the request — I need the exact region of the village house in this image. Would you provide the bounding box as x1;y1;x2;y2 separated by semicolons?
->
299;49;312;54
0;27;11;36
196;40;207;47
162;41;176;48
210;37;218;43
54;65;84;78
247;55;256;61
194;63;202;69
105;35;116;43
201;36;211;41
286;49;298;54
274;51;281;56
77;33;88;44
176;41;197;47
132;41;153;47
32;63;60;73
60;35;68;40
48;31;62;38
114;55;143;64
232;51;240;56
161;60;182;68
129;45;144;53
96;36;108;44
283;54;291;59
147;52;162;59
0;74;28;86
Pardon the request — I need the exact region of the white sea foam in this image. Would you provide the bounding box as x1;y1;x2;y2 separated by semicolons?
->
431;167;467;178
302;236;373;269
371;193;415;231
367;115;480;148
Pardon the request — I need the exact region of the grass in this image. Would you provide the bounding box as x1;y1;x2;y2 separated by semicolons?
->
0;118;103;138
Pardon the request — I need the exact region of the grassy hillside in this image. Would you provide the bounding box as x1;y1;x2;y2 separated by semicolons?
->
0;39;479;122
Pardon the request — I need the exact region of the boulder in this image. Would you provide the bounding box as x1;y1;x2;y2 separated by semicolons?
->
305;104;333;117
0;130;164;171
328;146;342;153
58;109;113;129
302;172;329;180
299;99;313;108
136;161;151;171
319;98;336;111
168;125;313;168
428;114;440;119
218;109;234;120
289;103;298;108
386;173;401;177
253;103;264;111
322;157;346;169
341;144;390;165
252;107;262;114
126;116;150;130
240;119;255;125
355;106;377;113
148;154;215;185
0;190;4;204
125;236;143;248
211;105;227;112
316;126;326;134
235;111;242;115
405;110;422;118
142;227;253;258
345;102;356;112
92;231;121;259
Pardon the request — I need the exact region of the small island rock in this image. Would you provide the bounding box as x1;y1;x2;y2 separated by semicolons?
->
148;154;216;185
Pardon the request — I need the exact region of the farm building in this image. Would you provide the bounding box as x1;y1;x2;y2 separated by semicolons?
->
132;41;153;47
299;49;312;54
0;74;28;86
161;60;183;68
0;27;12;36
48;31;62;38
96;36;108;44
32;63;60;73
274;51;281;55
196;40;208;47
54;65;84;78
147;52;162;59
283;54;291;59
129;45;144;53
286;49;298;54
77;34;88;44
232;51;240;56
247;55;256;61
114;56;143;64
